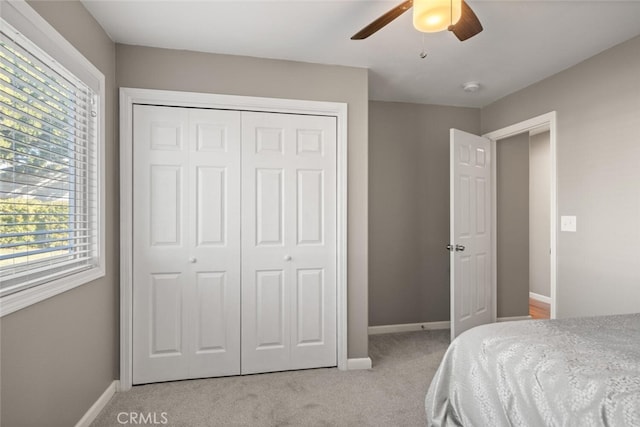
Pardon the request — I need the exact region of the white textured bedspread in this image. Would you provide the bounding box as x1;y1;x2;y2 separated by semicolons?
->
425;314;640;427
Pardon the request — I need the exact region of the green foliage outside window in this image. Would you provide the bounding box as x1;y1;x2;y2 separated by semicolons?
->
0;198;70;248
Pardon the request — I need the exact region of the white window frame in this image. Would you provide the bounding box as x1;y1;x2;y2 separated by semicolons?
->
0;0;105;317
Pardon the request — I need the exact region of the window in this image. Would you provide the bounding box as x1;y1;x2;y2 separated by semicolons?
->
0;2;104;315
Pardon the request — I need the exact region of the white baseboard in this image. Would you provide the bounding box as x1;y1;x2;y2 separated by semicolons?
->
529;292;551;304
497;315;532;322
369;317;532;334
75;380;119;427
368;321;450;335
347;357;372;370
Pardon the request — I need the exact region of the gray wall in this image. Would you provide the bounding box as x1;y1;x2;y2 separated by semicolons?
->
496;134;530;318
530;131;551;297
482;35;640;318
116;44;369;357
368;101;480;325
0;2;118;427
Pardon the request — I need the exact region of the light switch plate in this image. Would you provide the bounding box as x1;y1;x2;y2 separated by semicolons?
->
561;215;577;232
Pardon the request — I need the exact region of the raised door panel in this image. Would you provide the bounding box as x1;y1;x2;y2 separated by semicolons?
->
255;270;286;349
256;169;284;246
189;268;239;376
458;257;472;321
476;253;488;314
196;167;226;246
132;271;189;384
195;123;228;152
150;123;183;151
255;127;284;154
150;273;183;355
150;166;183;246
195;272;227;353
295;269;324;345
297;170;324;245
458;175;471;237
296;130;324;156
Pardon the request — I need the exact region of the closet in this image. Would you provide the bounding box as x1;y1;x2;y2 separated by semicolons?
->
131;105;337;384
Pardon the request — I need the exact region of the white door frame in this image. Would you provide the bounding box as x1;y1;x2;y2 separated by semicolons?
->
483;111;558;320
119;87;348;391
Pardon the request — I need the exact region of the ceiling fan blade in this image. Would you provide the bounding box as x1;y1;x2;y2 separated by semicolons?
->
449;1;483;41
351;0;413;40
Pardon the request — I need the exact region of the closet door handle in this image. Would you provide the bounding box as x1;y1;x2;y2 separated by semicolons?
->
189;257;197;263
284;255;292;261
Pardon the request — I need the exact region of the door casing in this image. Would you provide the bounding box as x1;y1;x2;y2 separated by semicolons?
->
119;88;348;391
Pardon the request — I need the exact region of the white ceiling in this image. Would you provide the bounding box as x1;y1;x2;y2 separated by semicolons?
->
81;0;640;108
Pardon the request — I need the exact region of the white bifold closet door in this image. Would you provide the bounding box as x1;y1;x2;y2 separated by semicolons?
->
132;105;336;384
133;105;242;384
241;112;337;374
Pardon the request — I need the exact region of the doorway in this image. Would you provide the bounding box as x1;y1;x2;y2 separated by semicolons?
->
494;128;551;320
484;112;557;320
131;105;339;384
119;88;349;391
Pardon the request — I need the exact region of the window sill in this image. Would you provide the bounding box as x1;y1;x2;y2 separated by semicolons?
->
0;267;105;317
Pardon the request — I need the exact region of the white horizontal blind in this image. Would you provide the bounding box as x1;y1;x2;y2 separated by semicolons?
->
0;19;99;297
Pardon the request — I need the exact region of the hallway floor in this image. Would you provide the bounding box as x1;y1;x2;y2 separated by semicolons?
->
529;298;550;319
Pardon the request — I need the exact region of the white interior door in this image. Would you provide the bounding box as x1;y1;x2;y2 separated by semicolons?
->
132;105;241;384
241;112;337;374
450;129;493;340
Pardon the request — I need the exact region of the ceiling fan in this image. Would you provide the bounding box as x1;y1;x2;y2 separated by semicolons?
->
351;0;483;41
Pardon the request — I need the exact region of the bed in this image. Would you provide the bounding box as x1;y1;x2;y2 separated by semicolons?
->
425;314;640;426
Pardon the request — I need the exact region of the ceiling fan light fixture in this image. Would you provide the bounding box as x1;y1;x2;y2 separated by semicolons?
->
413;0;462;33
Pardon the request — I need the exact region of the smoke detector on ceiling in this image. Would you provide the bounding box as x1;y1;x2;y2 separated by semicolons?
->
462;81;481;92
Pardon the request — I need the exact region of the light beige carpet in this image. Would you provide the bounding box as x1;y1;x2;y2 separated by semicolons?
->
92;330;449;426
